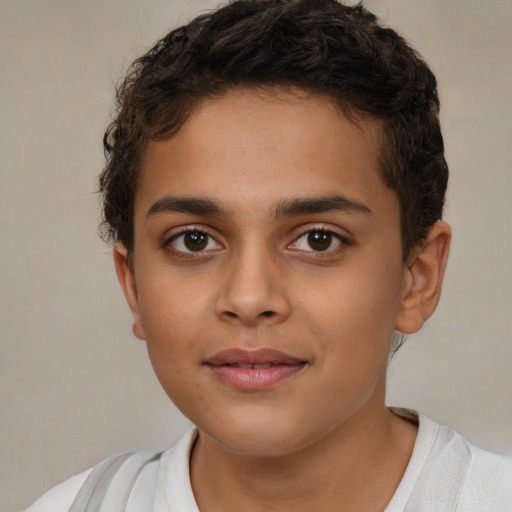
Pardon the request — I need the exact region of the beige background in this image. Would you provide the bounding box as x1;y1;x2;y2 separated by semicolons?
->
1;0;511;510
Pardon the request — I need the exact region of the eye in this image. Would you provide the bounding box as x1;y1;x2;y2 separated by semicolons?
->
290;229;347;252
168;229;222;253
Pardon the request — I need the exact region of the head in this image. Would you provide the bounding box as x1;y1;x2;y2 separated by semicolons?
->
99;0;448;264
104;0;451;455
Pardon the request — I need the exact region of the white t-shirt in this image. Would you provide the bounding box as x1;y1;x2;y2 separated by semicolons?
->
25;414;512;511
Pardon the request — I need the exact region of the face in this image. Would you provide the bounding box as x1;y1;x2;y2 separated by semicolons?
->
119;89;411;456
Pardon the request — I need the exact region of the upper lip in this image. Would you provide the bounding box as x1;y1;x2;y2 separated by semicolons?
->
205;348;306;366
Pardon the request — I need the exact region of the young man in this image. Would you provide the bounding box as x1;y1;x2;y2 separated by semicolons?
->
26;0;512;510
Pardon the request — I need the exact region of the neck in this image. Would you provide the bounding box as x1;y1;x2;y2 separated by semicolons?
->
190;403;417;512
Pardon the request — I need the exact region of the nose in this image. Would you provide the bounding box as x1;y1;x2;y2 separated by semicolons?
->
215;244;291;327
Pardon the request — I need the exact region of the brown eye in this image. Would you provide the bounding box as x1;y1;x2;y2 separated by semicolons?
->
307;231;332;251
289;229;347;254
184;231;208;251
169;230;221;253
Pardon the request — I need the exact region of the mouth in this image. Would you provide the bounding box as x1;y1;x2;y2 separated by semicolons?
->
205;348;307;390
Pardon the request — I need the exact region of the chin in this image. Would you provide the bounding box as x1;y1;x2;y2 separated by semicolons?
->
196;408;319;458
214;429;300;458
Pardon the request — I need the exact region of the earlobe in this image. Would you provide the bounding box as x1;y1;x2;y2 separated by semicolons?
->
395;221;451;334
113;243;146;340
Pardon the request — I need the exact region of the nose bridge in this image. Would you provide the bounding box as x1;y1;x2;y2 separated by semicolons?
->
216;238;289;326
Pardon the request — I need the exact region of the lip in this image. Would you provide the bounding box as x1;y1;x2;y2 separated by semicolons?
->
205;348;307;390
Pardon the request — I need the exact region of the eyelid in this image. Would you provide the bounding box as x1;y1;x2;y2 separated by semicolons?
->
287;224;352;253
161;223;351;259
290;223;351;242
164;225;223;254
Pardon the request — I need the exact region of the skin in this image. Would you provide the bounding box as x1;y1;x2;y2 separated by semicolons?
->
115;88;451;511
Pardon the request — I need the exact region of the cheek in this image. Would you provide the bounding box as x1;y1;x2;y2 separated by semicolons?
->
139;267;213;323
137;279;217;421
300;261;404;354
136;273;214;369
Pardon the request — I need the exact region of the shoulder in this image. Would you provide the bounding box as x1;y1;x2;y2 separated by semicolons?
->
414;415;512;511
22;428;197;512
458;441;512;510
23;468;92;512
23;452;160;512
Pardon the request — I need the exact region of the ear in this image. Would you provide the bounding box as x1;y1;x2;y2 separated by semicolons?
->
113;243;146;340
395;221;451;334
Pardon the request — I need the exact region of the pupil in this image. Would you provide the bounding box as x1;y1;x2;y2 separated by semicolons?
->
308;231;331;251
184;232;208;251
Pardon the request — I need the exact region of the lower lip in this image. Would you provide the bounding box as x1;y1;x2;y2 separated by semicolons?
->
207;363;306;390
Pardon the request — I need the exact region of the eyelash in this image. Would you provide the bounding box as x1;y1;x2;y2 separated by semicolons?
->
165;227;221;256
288;226;351;256
164;225;351;258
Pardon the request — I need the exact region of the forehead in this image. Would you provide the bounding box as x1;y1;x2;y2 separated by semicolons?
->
136;88;395;222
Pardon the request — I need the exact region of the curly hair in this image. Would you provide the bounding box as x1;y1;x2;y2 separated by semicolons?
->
99;0;448;260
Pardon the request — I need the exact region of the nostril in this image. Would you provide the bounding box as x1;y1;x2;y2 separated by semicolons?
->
260;311;275;317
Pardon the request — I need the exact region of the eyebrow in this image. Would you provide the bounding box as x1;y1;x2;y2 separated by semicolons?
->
273;195;371;219
147;196;231;218
146;194;371;219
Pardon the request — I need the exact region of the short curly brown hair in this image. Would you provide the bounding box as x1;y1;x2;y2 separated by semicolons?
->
99;0;448;261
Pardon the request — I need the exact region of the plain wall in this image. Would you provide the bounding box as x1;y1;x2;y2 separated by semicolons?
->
1;1;511;510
